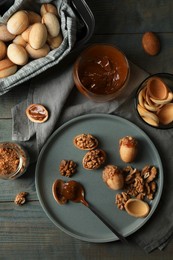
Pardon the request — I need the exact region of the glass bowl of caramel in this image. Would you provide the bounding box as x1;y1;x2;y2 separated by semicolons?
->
73;44;130;102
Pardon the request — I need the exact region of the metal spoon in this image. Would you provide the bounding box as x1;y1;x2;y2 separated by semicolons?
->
67;181;128;244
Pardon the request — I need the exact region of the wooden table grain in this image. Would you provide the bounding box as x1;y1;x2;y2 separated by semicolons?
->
0;0;173;259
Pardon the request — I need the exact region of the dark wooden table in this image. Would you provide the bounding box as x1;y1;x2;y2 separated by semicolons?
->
0;0;173;259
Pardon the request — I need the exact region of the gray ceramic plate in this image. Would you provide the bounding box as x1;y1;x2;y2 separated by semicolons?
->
35;114;163;243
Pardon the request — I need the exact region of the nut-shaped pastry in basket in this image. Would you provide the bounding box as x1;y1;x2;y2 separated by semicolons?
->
40;3;59;17
42;13;60;38
26;43;50;59
73;133;98;150
47;33;63;50
7;43;28;66
29;23;47;49
7;10;29;35
0;58;17;78
0;24;15;42
82;149;106;170
21;26;33;42
27;11;42;24
0;40;7;61
13;35;27;47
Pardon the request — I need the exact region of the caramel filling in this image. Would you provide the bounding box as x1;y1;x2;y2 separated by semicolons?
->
28;105;47;121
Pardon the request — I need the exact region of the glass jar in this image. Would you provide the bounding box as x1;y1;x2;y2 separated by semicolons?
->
73;44;130;102
0;142;30;180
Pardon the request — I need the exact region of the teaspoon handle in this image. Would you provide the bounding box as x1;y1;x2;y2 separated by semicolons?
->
85;202;128;244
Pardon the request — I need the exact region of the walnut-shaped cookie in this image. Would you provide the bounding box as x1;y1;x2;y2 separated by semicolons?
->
119;136;138;163
73;134;98;150
102;165;124;190
82;149;106;170
26;104;49;123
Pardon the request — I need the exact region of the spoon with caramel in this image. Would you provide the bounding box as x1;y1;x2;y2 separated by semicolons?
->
52;179;128;243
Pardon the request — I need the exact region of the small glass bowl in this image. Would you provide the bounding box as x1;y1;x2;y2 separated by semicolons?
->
73;44;130;102
0;142;30;180
135;73;173;129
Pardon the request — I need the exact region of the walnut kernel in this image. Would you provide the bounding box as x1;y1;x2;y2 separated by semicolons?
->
59;160;77;177
14;192;28;206
115;192;130;210
115;165;158;212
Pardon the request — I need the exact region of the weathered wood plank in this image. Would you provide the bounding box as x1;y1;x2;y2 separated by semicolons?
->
0;201;169;260
0;83;29;119
0;163;37;201
0;201;78;259
87;0;173;34
89;33;173;74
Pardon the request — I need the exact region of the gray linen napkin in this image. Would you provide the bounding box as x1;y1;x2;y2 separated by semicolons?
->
12;61;173;253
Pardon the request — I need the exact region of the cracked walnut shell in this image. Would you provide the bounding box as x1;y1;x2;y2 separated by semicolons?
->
73;134;98;150
82;149;106;170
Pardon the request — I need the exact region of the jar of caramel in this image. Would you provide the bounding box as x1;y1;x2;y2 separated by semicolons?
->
0;142;29;180
73;44;130;102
